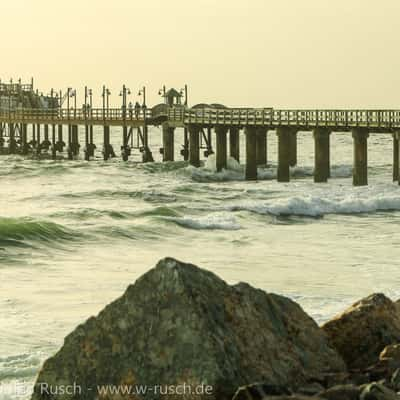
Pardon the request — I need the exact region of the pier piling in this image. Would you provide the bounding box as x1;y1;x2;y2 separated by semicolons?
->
162;123;175;161
393;133;399;182
188;125;201;167
229;127;240;162
9;124;16;154
352;129;369;186
36;124;41;155
103;126;110;161
21;124;28;155
289;131;297;167
215;126;228;172
256;128;267;165
314;128;331;183
277;127;292;182
245;127;257;180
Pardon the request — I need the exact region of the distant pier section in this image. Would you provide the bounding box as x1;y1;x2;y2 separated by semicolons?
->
1;78;400;186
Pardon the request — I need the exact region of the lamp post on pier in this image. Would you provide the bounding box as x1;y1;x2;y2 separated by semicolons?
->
119;85;131;161
102;86;111;118
138;86;153;162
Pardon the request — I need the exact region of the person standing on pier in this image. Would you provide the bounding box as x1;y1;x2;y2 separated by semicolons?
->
128;102;133;119
134;101;141;119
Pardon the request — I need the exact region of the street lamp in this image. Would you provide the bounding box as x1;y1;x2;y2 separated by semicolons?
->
67;88;76;117
138;86;146;108
84;86;93;118
102;85;111;117
119;85;131;118
158;85;166;103
180;84;188;106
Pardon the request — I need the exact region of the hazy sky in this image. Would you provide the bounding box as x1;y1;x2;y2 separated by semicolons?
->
1;0;400;108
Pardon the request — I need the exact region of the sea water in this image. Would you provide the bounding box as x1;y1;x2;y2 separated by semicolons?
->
1;127;400;399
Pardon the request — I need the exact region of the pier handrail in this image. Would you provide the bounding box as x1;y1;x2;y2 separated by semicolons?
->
2;105;400;130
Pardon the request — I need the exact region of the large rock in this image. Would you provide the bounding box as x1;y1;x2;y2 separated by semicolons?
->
322;294;400;370
32;258;345;400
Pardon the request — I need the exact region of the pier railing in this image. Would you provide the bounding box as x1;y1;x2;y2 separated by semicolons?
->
170;108;400;130
0;108;153;123
2;106;400;130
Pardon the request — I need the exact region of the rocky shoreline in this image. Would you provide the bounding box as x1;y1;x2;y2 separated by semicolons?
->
32;258;400;399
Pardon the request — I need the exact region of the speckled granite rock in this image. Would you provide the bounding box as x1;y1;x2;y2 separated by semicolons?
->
322;293;400;370
32;258;345;400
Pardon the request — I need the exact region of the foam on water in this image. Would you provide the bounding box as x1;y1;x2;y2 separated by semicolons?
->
220;184;400;217
185;154;353;182
164;213;241;230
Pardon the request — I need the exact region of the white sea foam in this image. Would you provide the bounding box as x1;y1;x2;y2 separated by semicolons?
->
186;155;353;182
164;213;241;230
222;185;400;217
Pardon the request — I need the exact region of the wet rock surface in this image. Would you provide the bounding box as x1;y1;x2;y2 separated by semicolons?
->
32;257;345;400
322;293;400;370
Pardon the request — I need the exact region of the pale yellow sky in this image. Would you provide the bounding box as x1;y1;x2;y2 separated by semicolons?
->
1;0;399;108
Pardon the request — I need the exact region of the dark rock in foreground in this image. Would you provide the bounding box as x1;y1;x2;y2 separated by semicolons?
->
32;258;345;400
322;293;400;370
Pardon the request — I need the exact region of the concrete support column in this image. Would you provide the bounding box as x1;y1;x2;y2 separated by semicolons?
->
162;124;175;161
67;125;72;159
0;124;4;151
103;126;110;161
393;133;399;182
84;125;90;161
256;128;267;165
122;126;129;161
277;127;292;182
9;124;16;154
57;125;65;152
215;126;228;172
313;128;331;183
352;129;369;186
205;127;213;156
229;127;240;162
72;125;79;155
289;130;297;167
51;125;56;160
142;125;154;163
181;127;189;161
245;126;258;180
188;125;201;167
37;124;41;153
21;124;28;155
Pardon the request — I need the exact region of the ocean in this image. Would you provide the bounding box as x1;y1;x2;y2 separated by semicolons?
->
1;126;400;399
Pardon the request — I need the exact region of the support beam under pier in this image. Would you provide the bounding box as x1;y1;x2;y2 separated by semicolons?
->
245;126;257;181
313;128;331;183
256;128;267;165
21;124;28;155
277;127;293;182
229;127;240;163
162;123;175;162
393;133;399;182
215;126;228;172
188;125;201;167
289;130;297;167
352;129;369;186
103;126;111;161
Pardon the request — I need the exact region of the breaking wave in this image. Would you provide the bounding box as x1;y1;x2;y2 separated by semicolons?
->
221;187;400;217
184;155;353;182
163;213;241;230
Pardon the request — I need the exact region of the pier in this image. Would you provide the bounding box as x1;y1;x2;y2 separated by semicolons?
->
1;79;400;186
